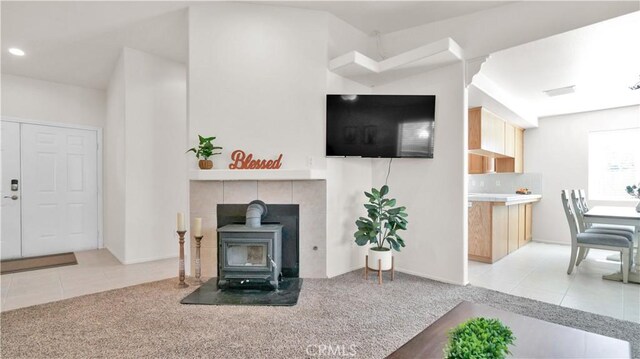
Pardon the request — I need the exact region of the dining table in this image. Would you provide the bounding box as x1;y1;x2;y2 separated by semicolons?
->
583;206;640;284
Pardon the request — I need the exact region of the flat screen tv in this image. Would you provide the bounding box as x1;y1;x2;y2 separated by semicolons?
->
326;94;436;158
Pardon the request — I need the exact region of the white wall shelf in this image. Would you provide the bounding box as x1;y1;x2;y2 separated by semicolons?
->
329;38;463;87
189;169;327;181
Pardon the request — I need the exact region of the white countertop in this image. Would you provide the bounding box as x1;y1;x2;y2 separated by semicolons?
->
468;193;542;204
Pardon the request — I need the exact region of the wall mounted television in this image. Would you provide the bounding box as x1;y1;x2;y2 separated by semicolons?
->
326;94;436;158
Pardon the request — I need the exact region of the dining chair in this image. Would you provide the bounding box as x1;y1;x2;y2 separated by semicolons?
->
570;190;634;266
561;190;630;283
576;189;635;233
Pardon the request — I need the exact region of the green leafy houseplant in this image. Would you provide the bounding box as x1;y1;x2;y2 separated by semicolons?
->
626;183;640;199
354;185;408;252
187;135;223;160
627;183;640;213
444;317;516;359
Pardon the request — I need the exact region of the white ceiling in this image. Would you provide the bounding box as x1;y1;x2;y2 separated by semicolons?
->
264;1;510;35
1;2;189;90
476;11;640;120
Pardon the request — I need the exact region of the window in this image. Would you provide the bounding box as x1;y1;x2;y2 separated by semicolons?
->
588;127;640;200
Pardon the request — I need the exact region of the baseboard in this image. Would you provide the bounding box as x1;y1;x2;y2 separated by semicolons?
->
395;267;467;286
531;238;570;246
121;254;178;265
326;264;365;279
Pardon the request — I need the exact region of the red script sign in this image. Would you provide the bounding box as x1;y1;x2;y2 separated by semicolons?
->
228;150;283;170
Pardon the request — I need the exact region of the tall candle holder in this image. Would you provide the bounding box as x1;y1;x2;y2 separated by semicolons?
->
194;235;204;285
176;230;189;288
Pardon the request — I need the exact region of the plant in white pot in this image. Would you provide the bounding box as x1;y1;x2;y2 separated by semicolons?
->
354;185;408;270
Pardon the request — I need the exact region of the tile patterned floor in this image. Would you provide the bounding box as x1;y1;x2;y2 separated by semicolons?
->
1;249;176;312
469;241;640;323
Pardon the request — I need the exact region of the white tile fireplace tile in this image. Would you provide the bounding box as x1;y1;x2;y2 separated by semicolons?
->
258;181;293;204
190;181;223;213
223;181;258;204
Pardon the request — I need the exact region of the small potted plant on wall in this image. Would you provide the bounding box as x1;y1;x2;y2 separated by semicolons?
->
187;135;223;170
354;185;408;271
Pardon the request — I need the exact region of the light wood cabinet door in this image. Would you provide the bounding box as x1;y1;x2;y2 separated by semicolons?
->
468;201;492;262
492;205;509;261
514;128;524;173
469;107;506;157
469;154;495;174
507;205;519;254
504;122;515;158
525;203;533;242
469;154;484;174
518;204;526;247
496;127;524;173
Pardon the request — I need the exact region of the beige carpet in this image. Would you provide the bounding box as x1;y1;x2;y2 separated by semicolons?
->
1;253;77;274
2;271;639;358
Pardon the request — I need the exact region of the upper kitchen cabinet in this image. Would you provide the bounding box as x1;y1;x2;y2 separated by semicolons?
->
496;127;524;173
468;107;525;174
469;107;507;158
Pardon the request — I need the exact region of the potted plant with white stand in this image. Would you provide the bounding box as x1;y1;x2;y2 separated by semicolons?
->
354;185;408;284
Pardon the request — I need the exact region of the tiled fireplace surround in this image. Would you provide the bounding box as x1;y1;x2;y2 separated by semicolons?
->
189;180;327;278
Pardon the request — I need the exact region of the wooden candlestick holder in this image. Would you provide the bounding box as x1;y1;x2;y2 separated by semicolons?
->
177;230;189;288
194;235;204;285
364;254;394;285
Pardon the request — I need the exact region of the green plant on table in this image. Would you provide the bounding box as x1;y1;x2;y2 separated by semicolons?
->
186;135;223;160
444;317;516;359
354;185;408;251
626;183;640;199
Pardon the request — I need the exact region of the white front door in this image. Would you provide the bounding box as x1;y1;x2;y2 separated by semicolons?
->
21;124;98;257
1;121;22;260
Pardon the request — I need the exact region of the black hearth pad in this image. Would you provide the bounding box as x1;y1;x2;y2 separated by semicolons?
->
180;277;303;306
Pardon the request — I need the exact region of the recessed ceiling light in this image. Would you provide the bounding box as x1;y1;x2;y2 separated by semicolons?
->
543;85;575;97
8;48;25;56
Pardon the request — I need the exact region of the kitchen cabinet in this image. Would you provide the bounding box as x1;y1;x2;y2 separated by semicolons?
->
468;198;538;263
469;154;494;174
496;127;524;173
469;107;506;157
468;107;524;174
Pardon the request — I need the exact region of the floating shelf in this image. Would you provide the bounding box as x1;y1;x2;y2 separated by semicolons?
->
189;169;327;181
329;38;463;87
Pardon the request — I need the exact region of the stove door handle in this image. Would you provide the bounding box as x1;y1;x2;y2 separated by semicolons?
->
268;255;277;270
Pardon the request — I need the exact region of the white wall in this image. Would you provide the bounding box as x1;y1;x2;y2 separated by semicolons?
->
104;48;187;264
325;71;373;277
122;48;188;263
188;2;328;170
371;63;468;285
526;105;640;244
1;74;105;127
104;55;127;262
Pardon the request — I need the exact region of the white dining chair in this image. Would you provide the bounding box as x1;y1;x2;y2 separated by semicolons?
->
562;190;630;283
570;190;634;266
576;189;636;233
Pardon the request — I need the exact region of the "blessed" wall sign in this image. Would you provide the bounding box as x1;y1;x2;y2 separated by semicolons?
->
228;150;283;170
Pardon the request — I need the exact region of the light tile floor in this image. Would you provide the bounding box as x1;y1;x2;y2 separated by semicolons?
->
1;249;177;312
469;241;640;323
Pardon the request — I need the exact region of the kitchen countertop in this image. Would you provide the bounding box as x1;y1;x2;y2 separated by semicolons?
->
468;193;542;205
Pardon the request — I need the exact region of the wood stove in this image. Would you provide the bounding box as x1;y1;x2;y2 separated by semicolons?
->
217;201;283;290
217;224;282;289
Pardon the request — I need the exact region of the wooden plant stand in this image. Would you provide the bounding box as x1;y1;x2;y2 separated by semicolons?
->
364;255;394;285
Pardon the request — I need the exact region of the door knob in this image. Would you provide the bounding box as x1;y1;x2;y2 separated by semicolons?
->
3;195;18;200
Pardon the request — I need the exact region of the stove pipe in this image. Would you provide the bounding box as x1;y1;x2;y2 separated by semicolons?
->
246;200;268;228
